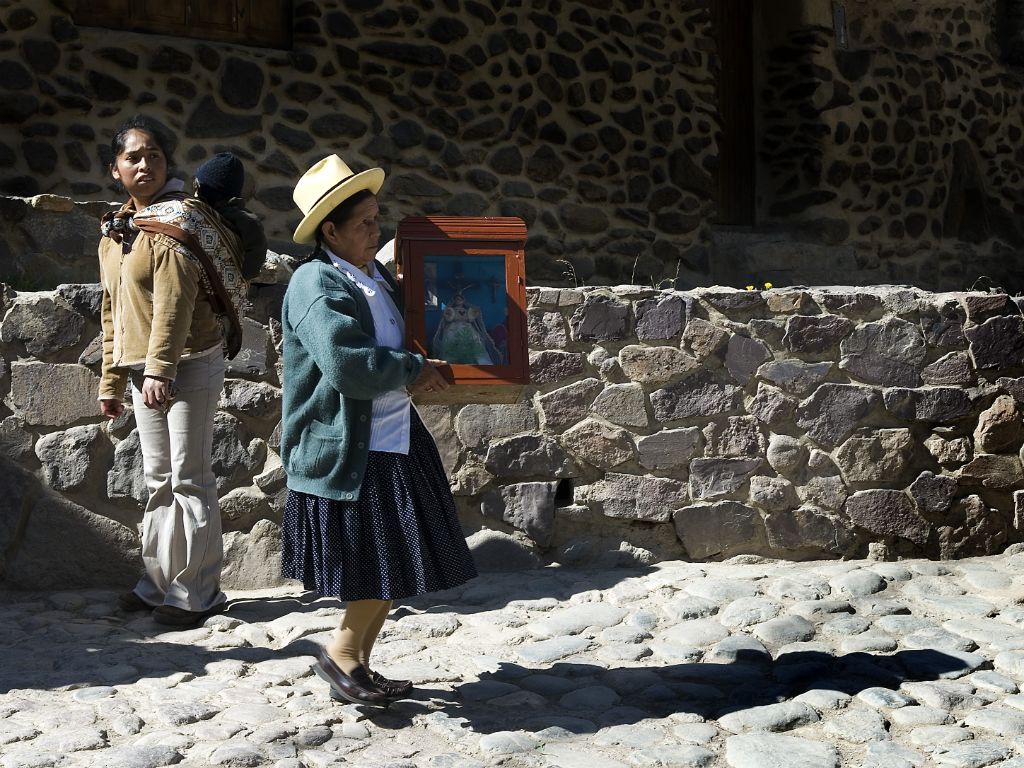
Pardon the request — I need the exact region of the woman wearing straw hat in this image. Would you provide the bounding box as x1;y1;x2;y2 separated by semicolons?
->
281;155;478;706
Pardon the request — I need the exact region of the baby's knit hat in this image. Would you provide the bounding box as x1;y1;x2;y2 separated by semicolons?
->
194;152;244;204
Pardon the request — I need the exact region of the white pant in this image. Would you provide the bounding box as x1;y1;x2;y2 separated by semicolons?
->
129;351;226;612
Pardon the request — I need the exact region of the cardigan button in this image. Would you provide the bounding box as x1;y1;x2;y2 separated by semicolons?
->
359;415;367;422
357;442;365;449
350;472;359;479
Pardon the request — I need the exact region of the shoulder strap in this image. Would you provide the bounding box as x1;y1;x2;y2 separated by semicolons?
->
134;218;243;358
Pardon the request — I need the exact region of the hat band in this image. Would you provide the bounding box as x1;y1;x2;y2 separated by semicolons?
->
309;172;356;211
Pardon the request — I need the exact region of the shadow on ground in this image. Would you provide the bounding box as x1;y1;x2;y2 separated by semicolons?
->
0;602;978;740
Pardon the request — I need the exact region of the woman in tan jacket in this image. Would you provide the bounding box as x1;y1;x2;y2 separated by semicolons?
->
99;115;230;627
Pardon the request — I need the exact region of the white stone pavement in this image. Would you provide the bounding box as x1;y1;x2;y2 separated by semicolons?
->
6;550;1024;768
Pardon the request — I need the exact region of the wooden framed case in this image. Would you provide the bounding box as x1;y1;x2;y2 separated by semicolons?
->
397;216;529;404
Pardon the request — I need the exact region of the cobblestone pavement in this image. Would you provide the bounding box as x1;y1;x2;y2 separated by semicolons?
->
6;551;1024;768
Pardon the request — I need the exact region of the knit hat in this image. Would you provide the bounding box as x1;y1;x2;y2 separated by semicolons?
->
194;152;245;205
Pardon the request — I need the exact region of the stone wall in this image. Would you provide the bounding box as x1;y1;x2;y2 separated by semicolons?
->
750;0;1024;290
4;279;1024;588
3;0;1023;293
0;0;717;287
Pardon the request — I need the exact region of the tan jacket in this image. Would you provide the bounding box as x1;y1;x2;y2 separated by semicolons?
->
98;228;223;400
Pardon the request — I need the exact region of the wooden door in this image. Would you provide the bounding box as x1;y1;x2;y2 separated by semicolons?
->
712;0;756;226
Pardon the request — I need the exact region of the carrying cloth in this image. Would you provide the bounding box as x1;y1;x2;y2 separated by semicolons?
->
113;194;249;359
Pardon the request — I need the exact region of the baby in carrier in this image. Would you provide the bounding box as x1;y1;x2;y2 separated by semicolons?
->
192;152;267;280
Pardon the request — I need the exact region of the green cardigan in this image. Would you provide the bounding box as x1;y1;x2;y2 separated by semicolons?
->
281;256;424;501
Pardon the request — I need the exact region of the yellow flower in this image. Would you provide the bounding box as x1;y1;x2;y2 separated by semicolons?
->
764;281;773;289
745;285;754;291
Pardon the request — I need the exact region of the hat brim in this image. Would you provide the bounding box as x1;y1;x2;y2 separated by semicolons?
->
292;167;385;245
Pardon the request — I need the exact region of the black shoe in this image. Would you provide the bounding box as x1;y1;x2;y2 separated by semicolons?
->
315;651;390;707
152;603;223;627
368;669;413;699
118;591;152;612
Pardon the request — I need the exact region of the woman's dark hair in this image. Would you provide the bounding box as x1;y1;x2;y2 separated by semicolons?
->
109;115;177;171
312;188;377;256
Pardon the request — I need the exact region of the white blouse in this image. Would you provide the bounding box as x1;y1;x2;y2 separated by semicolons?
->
326;249;412;455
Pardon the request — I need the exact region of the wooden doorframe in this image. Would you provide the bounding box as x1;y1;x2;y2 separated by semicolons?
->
712;0;756;226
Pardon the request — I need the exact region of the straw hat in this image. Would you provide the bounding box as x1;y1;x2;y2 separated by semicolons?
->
292;155;385;244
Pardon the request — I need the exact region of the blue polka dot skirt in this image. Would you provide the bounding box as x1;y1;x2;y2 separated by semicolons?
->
281;409;478;601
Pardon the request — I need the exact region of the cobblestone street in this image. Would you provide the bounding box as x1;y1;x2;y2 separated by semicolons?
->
6;552;1024;767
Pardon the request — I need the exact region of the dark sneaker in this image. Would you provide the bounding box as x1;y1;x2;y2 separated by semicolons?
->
152;603;223;627
118;591;151;612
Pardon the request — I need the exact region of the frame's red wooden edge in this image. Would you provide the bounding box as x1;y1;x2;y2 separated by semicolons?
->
397;216;530;387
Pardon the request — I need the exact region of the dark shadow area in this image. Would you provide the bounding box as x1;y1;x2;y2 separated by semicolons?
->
0;596;979;737
370;648;981;733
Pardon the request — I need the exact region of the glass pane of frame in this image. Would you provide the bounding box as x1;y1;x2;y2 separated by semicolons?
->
422;253;508;366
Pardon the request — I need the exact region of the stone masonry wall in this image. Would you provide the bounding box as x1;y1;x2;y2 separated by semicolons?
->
3;279;1024;588
754;0;1024;290
0;0;717;287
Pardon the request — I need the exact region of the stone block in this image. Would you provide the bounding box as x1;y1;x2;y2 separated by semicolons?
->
222;519;290;590
455;403;538;448
845;489;929;546
958;454;1023;490
0;416;34;463
211;413;266;494
749;475;798;514
757;360;833;395
618;344;698;386
683;317;729;361
569;292;630;341
749;383;797;427
998;376;1024;404
839;318;926;387
560;418;634;469
1;294;83;358
704;416;766;457
689;457;762;500
766;434;807;476
783;314;854;356
220;486;275;532
635;294;685;340
965;316;1024;369
592;382;648;428
226;317;271;378
796;384;880;448
835;429;913;484
528;309;568;348
673;501;765;559
219;379;282;422
922;352;974;386
466;528;540;571
596;472;686;522
924;433;972;467
481;481;557;547
725;334;771;385
35;424;109;493
537;378;603;431
484;434;575;478
106;429;147;506
974;395;1024;453
418;405;458;475
529;350;586;386
918;297;965;348
882;387;973;423
636;427;703;470
651;371;742;422
909;471;957;516
765;506;854;554
796;475;848;511
9;362;100;427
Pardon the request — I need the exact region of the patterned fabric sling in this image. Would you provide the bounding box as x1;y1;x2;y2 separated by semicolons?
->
104;193;249;359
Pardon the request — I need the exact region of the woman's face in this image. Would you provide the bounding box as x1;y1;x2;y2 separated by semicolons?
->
111;129;168;207
322;195;380;268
